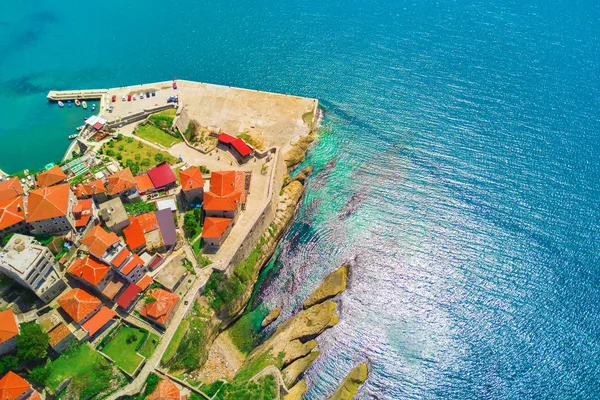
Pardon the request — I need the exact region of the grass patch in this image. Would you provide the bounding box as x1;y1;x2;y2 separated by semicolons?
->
200;380;224;397
165;317;209;371
226;308;264;355
124;201;158;216
38;343;126;399
138;333;160;358
214;375;277;400
100;136;176;174
135;123;182;148
235;352;284;384
148;109;176;129
100;326;145;375
161;320;189;365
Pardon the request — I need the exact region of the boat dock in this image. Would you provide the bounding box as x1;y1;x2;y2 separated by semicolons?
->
47;89;108;101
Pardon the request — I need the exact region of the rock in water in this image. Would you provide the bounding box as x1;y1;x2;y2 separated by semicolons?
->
261;307;282;328
303;265;349;309
284;379;308;400
327;364;369;400
282;350;320;387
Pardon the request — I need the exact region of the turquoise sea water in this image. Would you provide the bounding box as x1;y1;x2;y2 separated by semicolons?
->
3;1;600;398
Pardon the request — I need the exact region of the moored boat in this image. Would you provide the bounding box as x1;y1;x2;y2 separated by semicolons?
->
75;99;81;107
67;100;72;107
82;101;88;109
91;104;96;111
58;101;64;108
68;134;78;140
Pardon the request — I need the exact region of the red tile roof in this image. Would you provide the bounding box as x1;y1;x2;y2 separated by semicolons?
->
202;217;232;239
123;217;147;250
230;138;253;157
25;390;42;400
0;310;19;344
136;274;153;291
179;167;205;192
57;288;102;323
135;174;155;193
67;256;111;286
210;171;237;196
36;165;67;187
27;183;72;222
106;168;137;195
0;178;23;202
73;198;93;228
48;322;71;347
121;253;144;275
0;196;25;231
116;284;141;309
203;191;241;211
73;179;106;198
111;248;132;268
140;289;179;326
81;224;121;258
0;372;32;400
147;162;177;189
136;212;159;232
148;378;181;400
81;306;116;336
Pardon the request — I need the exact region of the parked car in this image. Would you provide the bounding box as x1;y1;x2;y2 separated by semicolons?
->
146;91;150;98
173;81;177;89
133;94;137;100
151;90;156;96
111;95;116;102
127;94;132;101
122;95;126;101
140;92;144;99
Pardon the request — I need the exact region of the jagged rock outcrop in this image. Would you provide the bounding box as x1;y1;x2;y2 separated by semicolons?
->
327;364;369;400
303;265;349;309
283;135;315;169
261;307;282;328
282;351;320;388
284;379;308;400
291;167;313;185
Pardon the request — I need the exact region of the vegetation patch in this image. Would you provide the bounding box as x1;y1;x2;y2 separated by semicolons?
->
226;308;265;355
214;375;277;400
135;124;182;148
99;136;176;174
234;352;284;384
100;326;146;375
161;320;189;365
148;109;176;129
31;343;126;399
183;208;203;238
138;333;160;358
124;372;162;400
124;201;158;216
164;316;209;371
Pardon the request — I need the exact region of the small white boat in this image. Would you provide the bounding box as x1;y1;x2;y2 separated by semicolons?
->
75;99;81;107
58;101;64;108
82;101;87;109
68;134;79;140
91;104;96;111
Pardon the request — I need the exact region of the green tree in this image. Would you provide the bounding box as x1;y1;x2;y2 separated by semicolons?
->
140;158;151;166
0;355;18;375
154;153;164;163
30;365;51;385
16;322;49;362
106;149;115;157
116;153;123;161
183;213;198;237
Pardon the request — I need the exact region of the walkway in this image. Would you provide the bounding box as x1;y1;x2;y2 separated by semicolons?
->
47;89;108;101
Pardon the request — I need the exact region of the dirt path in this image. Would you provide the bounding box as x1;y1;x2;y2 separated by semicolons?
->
192;332;246;383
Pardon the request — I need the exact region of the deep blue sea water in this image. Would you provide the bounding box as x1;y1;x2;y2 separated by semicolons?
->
3;0;600;398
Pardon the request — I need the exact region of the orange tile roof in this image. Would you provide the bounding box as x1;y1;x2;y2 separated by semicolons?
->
0;178;23;202
148;378;181;400
111;248;131;268
203;191;241;211
48;322;71;347
0;196;25;231
57;288;102;323
25;390;41;400
210;171;236;196
136;274;153;291
81;306;116;336
73;179;106;198
123;217;147;250
140;288;179;326
36;165;67;188
0;371;31;400
106;168;137;195
101;278;124;300
121;253;144;275
135;174;155;192
202;217;232;239
27;183;71;222
81;224;121;258
73;198;93;228
179;167;204;192
67;256;111;286
0;310;19;344
136;212;159;232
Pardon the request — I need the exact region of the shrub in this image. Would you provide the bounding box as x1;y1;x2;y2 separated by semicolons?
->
16;322;49;362
0;355;18;375
30;364;51;386
116;153;123;161
118;145;124;151
154;153;164;162
141;158;151;166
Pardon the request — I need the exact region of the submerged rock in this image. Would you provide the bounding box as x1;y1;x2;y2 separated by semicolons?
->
303;265;349;309
327;363;369;400
284;379;308;400
261;307;282;328
282;350;320;388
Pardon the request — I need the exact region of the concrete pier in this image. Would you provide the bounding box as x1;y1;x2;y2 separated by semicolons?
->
47;89;108;101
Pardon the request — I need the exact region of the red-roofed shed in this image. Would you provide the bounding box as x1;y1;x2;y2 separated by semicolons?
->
147;162;177;190
116;284;142;309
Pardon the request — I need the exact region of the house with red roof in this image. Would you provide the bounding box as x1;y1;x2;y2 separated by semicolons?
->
134;174;155;195
202;217;233;249
217;133;254;162
123;217;147;253
147;162;177;191
148;378;181;400
57;288;102;325
179;167;205;204
48;322;74;354
73;179;107;202
36;165;67;188
124;210;177;253
0;177;23;202
72;198;94;231
81;224;124;263
115;283;142;310
26;183;77;235
140;288;179;328
0;371;42;400
203;171;246;219
67;256;113;292
0;196;28;239
81;306;117;338
106;168;138;198
0;310;19;356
